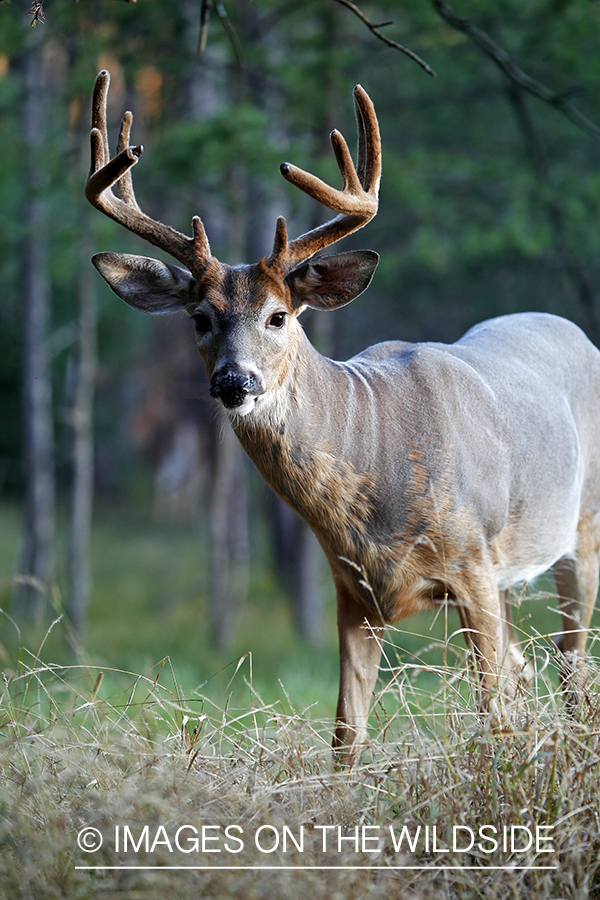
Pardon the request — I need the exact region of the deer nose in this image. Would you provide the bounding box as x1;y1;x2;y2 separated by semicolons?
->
209;369;263;409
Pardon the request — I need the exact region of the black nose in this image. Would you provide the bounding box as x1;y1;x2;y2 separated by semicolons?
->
210;370;257;408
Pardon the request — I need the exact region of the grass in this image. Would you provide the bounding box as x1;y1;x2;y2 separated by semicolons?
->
3;499;600;897
0;498;343;715
2;631;600;899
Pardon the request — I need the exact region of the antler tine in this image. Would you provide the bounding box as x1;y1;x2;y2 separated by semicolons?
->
354;84;381;194
85;70;210;275
269;85;381;273
114;110;139;209
90;69;110;174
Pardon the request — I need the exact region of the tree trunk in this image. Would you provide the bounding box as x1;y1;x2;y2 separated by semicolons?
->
207;407;249;648
17;46;56;621
67;234;97;638
269;499;324;645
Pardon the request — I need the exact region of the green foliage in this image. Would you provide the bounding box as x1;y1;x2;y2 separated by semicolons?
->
154;103;282;220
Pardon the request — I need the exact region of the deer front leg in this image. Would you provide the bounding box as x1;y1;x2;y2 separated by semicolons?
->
334;584;384;767
500;589;534;691
455;568;509;722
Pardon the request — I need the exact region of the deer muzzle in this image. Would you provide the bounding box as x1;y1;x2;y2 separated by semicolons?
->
209;369;265;412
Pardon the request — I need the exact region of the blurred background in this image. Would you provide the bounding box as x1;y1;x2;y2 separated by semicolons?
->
2;0;600;717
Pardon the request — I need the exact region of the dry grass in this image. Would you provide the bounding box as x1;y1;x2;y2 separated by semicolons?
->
2;625;600;900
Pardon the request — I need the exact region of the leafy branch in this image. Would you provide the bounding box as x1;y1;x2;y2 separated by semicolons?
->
431;0;600;140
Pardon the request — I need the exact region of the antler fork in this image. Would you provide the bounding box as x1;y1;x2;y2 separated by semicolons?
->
85;70;211;276
268;85;381;273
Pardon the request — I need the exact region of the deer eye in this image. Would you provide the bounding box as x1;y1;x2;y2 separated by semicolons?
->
268;312;286;329
193;313;211;334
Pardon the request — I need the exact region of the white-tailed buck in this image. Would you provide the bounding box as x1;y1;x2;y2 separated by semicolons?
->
87;70;600;765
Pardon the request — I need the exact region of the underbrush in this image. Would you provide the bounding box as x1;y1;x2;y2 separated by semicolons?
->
2;628;600;900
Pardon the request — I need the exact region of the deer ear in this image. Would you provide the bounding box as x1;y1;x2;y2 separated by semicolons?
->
285;250;379;312
91;252;195;314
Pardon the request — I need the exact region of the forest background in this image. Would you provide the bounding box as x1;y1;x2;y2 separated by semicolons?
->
2;0;600;719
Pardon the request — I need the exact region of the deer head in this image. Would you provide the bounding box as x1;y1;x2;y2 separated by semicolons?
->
86;70;381;417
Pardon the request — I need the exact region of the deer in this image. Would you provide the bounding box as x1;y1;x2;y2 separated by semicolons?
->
85;70;600;765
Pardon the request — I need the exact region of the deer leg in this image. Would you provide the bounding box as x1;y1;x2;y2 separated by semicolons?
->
553;514;600;705
455;567;509;719
500;590;534;693
334;584;384;767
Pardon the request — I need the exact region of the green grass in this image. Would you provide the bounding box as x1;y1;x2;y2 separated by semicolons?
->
0;499;343;718
2;497;599;723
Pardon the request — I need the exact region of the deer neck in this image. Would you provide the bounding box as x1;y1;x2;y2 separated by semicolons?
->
230;332;377;551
